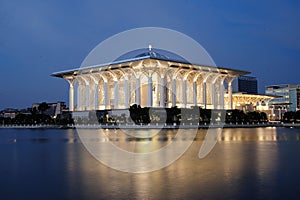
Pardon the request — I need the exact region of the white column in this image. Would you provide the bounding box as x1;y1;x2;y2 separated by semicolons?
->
155;79;159;106
228;81;233;109
68;80;74;111
114;80;118;109
124;79;129;108
211;83;216;109
104;82;109;109
135;77;140;105
85;84;89;110
219;81;224;109
80;84;85;110
172;79;176;107
160;77;165;108
77;84;81;111
128;81;131;105
148;76;153;107
89;82;94;110
203;81;207;109
182;79;187;108
193;81;197;106
81;84;85;110
94;83;98;110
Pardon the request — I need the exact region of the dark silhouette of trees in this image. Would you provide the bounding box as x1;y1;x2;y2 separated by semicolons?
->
129;104;151;124
127;104;270;125
247;111;267;122
295;111;300;122
1;103;272;126
55;112;74;125
13;113;54;125
226;110;248;123
38;102;49;114
166;107;181;124
225;110;267;123
31;107;38;115
283;111;297;122
199;108;211;123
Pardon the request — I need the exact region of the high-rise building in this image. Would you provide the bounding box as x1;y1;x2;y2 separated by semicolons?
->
232;76;258;94
266;84;300;112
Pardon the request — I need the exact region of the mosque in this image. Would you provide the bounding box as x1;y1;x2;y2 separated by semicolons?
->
52;47;262;112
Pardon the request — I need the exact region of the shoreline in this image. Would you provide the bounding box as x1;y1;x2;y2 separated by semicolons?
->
0;122;300;129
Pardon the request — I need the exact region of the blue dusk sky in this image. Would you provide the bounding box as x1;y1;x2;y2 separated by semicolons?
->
0;0;300;109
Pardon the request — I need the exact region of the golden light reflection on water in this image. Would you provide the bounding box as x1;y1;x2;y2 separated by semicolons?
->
77;127;299;156
2;128;300;199
61;127;300;199
218;127;293;142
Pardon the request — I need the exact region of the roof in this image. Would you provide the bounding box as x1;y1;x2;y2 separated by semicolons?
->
266;84;299;89
269;102;292;106
51;51;250;78
230;92;279;98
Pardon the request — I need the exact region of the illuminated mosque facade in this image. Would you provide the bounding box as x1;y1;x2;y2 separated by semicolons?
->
52;48;272;112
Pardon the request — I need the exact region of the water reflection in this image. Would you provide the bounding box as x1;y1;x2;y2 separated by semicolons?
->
218;127;300;142
62;128;300;199
1;128;300;199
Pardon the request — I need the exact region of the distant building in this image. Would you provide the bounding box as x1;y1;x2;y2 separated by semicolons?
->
224;93;275;112
265;84;300;120
32;102;67;118
232;76;258;94
1;108;18;119
19;108;32;116
266;84;300;111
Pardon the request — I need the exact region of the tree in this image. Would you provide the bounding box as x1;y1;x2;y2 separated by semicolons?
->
283;111;295;122
247;111;267;123
38;102;49;114
225;109;246;123
166;107;180;124
259;112;268;122
295;110;300;122
31;107;38;115
200;108;211;123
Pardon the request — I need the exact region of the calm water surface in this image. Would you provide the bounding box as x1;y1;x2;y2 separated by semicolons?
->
0;127;300;200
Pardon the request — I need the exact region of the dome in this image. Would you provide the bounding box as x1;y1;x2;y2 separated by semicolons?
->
135;50;169;60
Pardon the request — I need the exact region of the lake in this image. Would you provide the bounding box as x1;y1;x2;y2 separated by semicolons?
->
0;127;300;199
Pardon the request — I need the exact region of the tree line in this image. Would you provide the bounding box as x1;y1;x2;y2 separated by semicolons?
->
282;111;300;123
76;105;268;125
1;104;269;125
126;105;268;125
0;102;73;125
